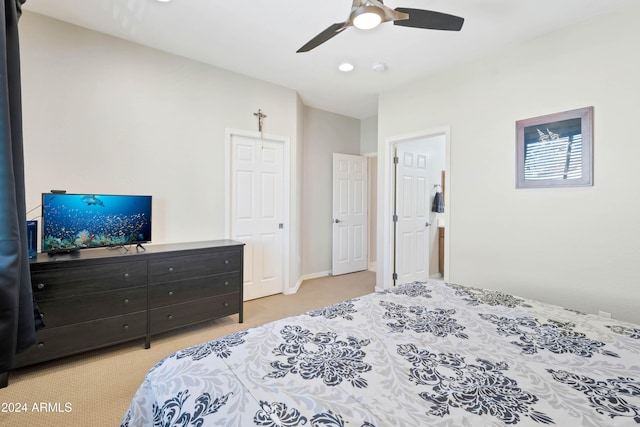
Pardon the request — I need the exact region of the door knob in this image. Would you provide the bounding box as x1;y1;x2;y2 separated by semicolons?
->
334;219;342;223
426;222;431;227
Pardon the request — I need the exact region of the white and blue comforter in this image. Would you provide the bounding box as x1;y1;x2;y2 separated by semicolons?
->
121;280;640;426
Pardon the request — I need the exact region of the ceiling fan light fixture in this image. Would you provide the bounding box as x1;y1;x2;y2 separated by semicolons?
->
351;6;384;30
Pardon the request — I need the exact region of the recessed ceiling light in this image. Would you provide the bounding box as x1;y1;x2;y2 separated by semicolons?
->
338;62;354;72
155;0;172;3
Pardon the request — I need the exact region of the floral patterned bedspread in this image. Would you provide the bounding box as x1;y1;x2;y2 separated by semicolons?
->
121;280;640;426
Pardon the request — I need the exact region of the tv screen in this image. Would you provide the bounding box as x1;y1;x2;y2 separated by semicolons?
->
41;193;152;253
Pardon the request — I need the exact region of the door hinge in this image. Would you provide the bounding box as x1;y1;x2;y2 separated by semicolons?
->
278;223;284;229
393;156;399;164
393;214;398;222
392;273;398;281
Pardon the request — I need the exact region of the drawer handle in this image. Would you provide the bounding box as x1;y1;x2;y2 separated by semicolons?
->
123;273;130;279
123;324;129;330
36;283;45;290
168;267;174;273
168;291;174;296
224;281;230;286
223;302;229;308
36;342;44;350
123;299;130;304
224;260;229;265
167;314;173;320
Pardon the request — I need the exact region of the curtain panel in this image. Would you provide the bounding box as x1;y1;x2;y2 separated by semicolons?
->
0;0;34;372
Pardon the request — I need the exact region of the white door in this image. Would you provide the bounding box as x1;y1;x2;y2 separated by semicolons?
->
395;146;430;283
332;153;368;276
230;135;284;300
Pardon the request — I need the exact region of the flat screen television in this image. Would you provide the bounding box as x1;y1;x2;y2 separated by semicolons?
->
41;193;152;254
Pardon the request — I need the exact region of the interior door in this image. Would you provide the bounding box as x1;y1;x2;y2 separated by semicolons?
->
230;135;284;300
395;145;430;283
332;153;368;276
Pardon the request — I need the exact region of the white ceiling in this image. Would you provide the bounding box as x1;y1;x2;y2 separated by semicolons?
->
23;0;633;119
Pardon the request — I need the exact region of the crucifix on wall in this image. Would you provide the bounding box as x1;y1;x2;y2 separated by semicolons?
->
253;109;267;132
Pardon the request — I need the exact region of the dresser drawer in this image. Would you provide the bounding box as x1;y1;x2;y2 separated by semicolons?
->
149;273;240;309
3;242;244;389
150;293;240;335
149;251;241;284
12;311;147;369
37;286;147;328
31;261;147;299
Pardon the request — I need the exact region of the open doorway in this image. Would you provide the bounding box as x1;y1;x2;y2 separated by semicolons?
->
377;127;450;291
394;137;445;284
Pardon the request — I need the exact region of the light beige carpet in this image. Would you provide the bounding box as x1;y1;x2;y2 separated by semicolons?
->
0;271;375;427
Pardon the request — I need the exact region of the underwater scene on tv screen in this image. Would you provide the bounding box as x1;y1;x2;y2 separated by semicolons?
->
42;193;152;252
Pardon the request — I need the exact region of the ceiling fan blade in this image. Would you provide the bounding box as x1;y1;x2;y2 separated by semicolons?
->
393;8;464;31
297;22;349;53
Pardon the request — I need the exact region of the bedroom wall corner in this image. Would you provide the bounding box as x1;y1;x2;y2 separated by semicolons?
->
284;93;306;294
301;107;361;277
361;115;379;271
360;115;378;155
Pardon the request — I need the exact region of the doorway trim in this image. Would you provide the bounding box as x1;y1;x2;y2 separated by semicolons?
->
377;126;451;291
224;128;291;297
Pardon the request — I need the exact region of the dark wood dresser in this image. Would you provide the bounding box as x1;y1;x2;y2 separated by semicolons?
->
1;240;244;388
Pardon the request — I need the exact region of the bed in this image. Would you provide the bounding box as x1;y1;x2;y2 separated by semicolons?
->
121;280;640;426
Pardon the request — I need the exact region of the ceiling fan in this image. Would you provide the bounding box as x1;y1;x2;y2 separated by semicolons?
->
297;0;464;53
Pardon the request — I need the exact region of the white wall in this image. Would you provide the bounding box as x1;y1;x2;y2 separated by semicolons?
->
291;94;305;289
361;116;378;269
378;3;640;324
360;115;378;155
20;12;304;290
302;107;360;275
367;157;377;268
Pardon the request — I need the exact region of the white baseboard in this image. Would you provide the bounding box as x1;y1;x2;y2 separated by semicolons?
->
284;278;303;295
285;270;332;295
302;270;331;281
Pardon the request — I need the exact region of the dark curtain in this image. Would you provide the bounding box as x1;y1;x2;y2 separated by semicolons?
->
0;0;33;372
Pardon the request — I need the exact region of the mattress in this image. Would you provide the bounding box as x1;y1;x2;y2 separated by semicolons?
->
121;280;640;426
